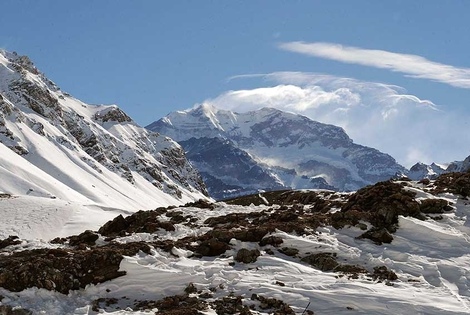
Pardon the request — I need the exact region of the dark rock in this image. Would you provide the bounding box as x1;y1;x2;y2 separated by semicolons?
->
0;305;32;315
250;294;295;314
213;295;252;315
358;227;394;245
259;235;283;247
182;199;215;209
184;283;198;294
419;199;452;214
279;247;299;257
0;236;21;250
91;298;119;312
233;228;269;242
98;209;175;237
433;171;470;198
301;253;339;271
265;248;275;255
372;266;398;281
68;230;99;246
94;107;132;123
195;238;230;256
235;248;261;263
341;181;421;230
0;242;150;294
418;178;431;185
98;214;129;236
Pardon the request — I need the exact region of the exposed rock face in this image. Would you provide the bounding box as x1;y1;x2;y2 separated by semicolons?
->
147;104;406;199
180;137;285;199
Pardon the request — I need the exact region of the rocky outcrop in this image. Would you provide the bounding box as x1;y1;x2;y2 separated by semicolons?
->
98;209;175;237
0;243;150;294
235;248;261;263
433;171;470;198
0;236;21;250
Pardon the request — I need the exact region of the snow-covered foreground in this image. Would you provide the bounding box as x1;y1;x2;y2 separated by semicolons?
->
0;195;132;240
1;185;470;314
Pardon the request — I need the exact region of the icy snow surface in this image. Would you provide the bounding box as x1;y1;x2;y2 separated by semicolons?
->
2;185;470;314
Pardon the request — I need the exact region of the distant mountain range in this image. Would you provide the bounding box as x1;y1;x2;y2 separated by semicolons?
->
408;155;470;180
147;104;408;199
0;50;208;210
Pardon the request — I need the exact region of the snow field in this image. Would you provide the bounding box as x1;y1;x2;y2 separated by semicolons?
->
1;196;470;314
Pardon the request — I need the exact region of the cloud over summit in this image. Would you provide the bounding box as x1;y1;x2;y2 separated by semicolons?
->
210;72;467;167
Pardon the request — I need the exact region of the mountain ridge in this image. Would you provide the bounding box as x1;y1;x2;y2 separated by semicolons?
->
0;50;208;210
147;103;406;199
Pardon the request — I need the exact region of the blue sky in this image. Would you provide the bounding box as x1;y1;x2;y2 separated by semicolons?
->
1;1;469;166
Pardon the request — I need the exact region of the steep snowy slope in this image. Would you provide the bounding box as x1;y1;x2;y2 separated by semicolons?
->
0;50;207;211
147;103;406;198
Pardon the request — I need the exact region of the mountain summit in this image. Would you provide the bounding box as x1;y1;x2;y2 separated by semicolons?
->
0;50;208;210
147;104;406;199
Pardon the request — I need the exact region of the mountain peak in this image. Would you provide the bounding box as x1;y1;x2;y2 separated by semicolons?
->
148;105;405;198
0;51;208;209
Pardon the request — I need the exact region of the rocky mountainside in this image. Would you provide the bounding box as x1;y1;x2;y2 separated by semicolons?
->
147;104;406;199
0;50;207;210
1;172;470;314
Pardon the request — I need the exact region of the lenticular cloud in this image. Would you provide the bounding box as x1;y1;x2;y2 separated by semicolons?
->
279;42;470;89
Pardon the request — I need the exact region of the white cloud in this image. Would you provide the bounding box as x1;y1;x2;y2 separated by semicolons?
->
208;72;468;167
278;42;470;89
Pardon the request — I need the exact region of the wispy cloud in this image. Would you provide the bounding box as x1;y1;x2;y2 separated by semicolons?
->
278;42;470;89
208;72;468;166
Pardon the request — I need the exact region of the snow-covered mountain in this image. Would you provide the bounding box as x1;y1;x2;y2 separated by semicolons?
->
0;50;208;212
147;103;406;199
446;155;470;173
408;155;470;181
407;162;446;180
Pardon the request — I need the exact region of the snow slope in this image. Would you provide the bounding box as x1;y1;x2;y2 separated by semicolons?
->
0;50;207;212
1;179;470;314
